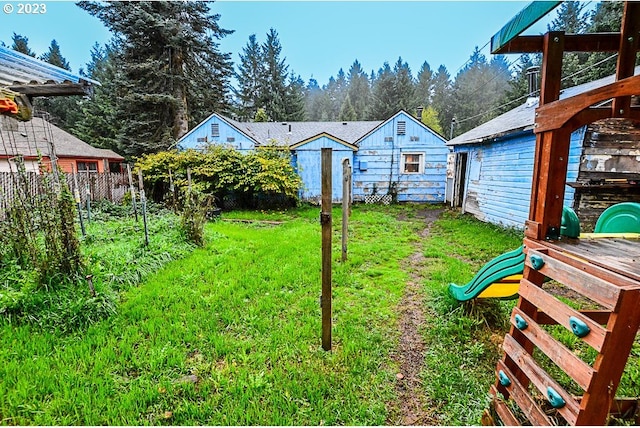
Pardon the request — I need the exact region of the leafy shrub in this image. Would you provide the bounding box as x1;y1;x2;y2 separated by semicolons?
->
135;144;302;209
180;190;210;247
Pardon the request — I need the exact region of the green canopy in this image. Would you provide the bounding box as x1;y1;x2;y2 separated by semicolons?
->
490;1;562;54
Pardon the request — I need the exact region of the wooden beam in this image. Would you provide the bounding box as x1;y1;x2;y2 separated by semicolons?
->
535;74;640;133
529;32;564;229
539;32;564;105
494;33;623;54
7;83;93;97
320;148;332;351
613;2;640;116
535;128;572;240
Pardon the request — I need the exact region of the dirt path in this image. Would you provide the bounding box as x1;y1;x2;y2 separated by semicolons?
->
387;208;442;425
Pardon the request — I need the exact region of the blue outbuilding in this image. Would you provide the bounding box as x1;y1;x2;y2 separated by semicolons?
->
448;67;640;230
178;110;449;203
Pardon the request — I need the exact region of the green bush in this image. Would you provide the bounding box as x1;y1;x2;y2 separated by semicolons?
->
135;144;302;208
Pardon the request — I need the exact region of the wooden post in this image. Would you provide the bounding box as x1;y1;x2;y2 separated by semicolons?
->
527;31;564;239
127;164;138;222
612;2;640;117
342;158;350;262
187;167;192;193
85;168;91;223
72;165;85;237
138;169;149;247
321;148;332;351
168;169;176;212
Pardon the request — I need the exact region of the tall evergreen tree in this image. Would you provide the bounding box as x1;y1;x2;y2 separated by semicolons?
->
430;64;453;135
33;39;82;130
582;2;624;82
344;60;370;120
78;1;234;157
450;48;511;136
368;62;396;119
339;94;357;121
499;53;541;114
10;33;35;56
40;39;71;69
392;57;416;113
547;1;589;88
258;28;289;122
319;70;347;121
415;61;434;108
72;42;119;151
547;1;588;34
235;34;263;120
304;77;324;120
285;73;306;121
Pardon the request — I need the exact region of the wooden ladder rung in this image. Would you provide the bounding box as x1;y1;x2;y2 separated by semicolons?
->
511;307;595;391
490;385;522;426
496;360;552;425
503;334;580;425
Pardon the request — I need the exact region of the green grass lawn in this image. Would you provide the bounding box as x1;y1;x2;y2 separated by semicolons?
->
7;204;632;425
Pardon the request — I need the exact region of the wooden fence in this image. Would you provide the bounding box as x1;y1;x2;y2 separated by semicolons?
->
0;172;129;214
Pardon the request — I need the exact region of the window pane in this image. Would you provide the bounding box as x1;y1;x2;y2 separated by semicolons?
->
405;163;419;173
77;161;98;172
403;153;422;173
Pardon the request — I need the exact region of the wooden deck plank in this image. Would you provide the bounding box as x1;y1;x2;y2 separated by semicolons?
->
496;360;552;426
503;334;580;425
540;238;640;283
525;249;621;310
520;279;608;352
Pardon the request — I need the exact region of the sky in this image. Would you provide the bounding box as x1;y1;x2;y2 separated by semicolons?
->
0;1;561;86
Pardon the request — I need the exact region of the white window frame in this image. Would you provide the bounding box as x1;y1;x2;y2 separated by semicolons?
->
401;152;424;174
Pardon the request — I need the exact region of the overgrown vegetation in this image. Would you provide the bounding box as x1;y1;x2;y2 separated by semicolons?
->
135;144;302;209
180;190;211;247
0;199;194;333
0;158;84;287
0;204;525;425
1;205;637;424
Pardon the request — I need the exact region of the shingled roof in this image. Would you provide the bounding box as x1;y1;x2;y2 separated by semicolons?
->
0;116;123;160
208;114;384;147
448;65;640;146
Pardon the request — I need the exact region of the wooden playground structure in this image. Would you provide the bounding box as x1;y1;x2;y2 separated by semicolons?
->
484;2;640;425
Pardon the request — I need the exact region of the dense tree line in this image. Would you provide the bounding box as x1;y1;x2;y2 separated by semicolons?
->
2;1;629;157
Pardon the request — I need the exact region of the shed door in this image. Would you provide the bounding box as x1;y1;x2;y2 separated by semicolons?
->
453;152;468;208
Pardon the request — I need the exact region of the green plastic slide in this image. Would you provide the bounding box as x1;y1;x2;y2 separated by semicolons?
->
448;246;525;302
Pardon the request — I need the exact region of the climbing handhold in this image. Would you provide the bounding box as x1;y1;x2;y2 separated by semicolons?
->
569;316;590;338
498;370;511;387
514;314;528;330
530;254;545;270
547;386;566;409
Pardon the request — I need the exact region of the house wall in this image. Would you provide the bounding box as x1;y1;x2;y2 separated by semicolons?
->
56;158;111;173
0;158;40;173
452;127;585;229
352;112;448;202
292;136;354;202
571;118;640;230
179;115;255;152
